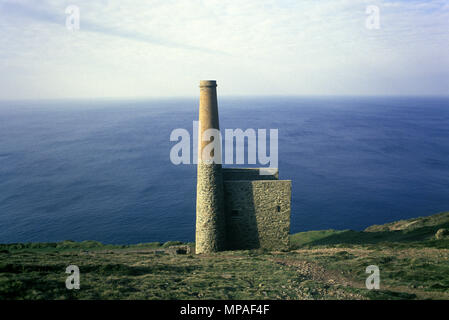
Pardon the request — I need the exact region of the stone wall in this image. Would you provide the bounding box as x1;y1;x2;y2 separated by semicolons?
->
223;180;291;251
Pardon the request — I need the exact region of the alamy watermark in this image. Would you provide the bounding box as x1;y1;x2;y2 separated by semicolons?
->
366;5;380;30
170;121;278;175
365;265;380;290
65;265;80;290
65;5;80;31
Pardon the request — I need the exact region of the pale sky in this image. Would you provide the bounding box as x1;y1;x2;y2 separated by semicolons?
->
0;0;448;99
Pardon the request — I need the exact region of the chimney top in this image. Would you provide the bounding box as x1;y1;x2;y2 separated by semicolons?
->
199;80;217;88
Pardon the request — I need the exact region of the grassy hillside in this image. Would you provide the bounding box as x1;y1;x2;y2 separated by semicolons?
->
290;211;449;248
1;212;449;300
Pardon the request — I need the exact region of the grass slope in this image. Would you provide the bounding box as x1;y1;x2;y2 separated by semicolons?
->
1;212;449;300
290;211;449;248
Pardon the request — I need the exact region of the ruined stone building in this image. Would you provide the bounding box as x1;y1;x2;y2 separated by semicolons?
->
195;80;291;254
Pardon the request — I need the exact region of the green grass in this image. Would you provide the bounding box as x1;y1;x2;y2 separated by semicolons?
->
290;229;347;248
366;211;449;232
290;211;449;249
1;212;449;300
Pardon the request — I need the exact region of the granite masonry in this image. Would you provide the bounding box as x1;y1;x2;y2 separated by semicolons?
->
195;80;291;254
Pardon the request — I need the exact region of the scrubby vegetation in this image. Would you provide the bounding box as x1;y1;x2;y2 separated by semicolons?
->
1;212;448;300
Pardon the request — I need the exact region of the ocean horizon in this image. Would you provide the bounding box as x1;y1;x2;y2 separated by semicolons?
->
1;96;449;244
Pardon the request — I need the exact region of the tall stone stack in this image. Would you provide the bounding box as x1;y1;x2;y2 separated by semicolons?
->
194;80;291;254
195;80;226;254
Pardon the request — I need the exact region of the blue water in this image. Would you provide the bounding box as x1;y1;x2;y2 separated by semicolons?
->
1;97;449;244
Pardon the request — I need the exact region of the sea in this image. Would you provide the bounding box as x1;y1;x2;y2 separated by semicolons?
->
1;96;449;244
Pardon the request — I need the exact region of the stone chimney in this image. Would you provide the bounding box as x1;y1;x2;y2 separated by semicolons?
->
195;80;226;254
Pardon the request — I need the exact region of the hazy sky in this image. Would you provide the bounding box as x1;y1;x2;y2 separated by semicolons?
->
0;0;448;99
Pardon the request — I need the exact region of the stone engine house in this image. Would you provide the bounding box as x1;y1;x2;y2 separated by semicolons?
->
195;80;291;254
